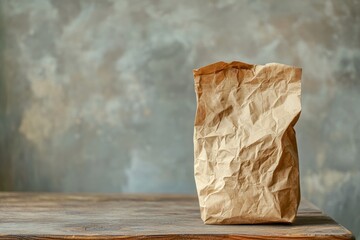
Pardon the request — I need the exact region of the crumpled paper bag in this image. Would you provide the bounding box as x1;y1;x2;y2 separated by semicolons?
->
193;61;301;224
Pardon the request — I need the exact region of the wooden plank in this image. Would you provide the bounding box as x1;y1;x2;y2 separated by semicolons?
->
0;193;354;239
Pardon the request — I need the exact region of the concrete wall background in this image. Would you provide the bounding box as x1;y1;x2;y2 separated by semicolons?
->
0;0;359;237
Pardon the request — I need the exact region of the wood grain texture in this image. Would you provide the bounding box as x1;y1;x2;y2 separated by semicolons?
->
0;193;354;239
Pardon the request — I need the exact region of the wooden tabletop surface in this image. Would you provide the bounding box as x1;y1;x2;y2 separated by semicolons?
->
0;192;354;240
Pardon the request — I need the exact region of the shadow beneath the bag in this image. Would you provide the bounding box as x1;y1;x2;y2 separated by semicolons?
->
292;215;335;226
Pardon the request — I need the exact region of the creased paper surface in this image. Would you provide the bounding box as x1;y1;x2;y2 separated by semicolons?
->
193;61;301;224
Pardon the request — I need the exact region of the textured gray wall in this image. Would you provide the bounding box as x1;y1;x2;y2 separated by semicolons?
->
0;0;359;237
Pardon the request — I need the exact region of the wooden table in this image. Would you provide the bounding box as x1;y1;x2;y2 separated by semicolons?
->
0;193;354;240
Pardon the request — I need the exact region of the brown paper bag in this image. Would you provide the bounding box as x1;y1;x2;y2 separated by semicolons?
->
193;61;301;224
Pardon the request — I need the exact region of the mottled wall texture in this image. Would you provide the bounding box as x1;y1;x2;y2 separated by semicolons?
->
0;0;359;237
